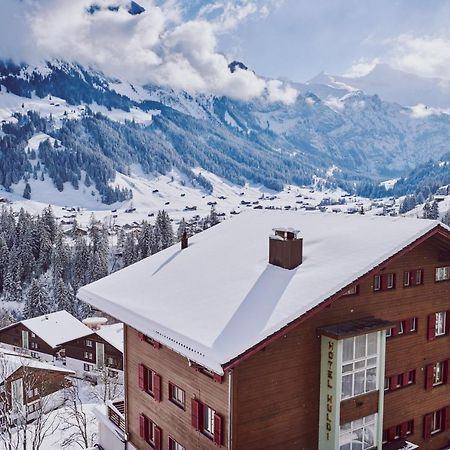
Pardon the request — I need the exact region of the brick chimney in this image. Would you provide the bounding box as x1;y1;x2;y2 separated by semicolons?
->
269;228;303;270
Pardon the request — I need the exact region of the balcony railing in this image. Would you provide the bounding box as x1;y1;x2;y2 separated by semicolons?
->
106;399;125;432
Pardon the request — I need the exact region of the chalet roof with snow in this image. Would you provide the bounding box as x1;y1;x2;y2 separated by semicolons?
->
0;349;75;382
96;323;124;353
78;211;450;374
20;311;92;348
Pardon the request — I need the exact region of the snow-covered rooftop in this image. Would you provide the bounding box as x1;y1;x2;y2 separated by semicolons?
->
78;211;446;374
21;311;92;348
96;323;124;353
0;349;74;382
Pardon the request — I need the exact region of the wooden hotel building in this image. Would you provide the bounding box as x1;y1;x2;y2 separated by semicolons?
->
79;212;450;450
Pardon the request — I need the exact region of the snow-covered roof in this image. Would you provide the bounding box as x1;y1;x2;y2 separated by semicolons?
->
0;349;75;383
78;211;447;374
21;311;92;348
96;323;124;353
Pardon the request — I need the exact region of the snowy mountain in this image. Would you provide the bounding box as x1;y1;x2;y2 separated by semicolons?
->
1;60;450;207
308;63;450;109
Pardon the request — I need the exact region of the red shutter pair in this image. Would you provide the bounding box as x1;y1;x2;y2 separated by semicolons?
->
139;414;161;450
138;364;162;401
191;399;223;446
139;332;163;349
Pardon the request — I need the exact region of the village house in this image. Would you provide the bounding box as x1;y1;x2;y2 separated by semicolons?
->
0;349;74;427
0;311;124;382
78;212;450;450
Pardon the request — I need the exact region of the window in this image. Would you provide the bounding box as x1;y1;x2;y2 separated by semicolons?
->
385;370;416;393
397;321;404;335
341;333;379;400
424;408;447;439
85;339;93;347
384;419;414;443
396;374;403;388
431;410;443;434
433;362;444;386
389;318;418;338
407;370;415;385
406;420;414;435
30;342;38;349
404;269;423;287
343;286;358;296
374;275;381;291
169;383;185;409
30;352;38;359
191;399;223;445
83;351;93;360
386;328;392;338
84;363;91;372
169;437;185;450
27;389;34;399
138;364;162;401
108;369;118;378
107;356;115;366
435;312;446;336
339;414;377;450
139;414;161;449
373;273;395;291
384;377;390;391
138;333;162;349
435;266;450;281
387;273;395;289
409;318;417;332
31;332;36;338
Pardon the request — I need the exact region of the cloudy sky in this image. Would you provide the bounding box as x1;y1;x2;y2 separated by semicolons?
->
1;0;449;101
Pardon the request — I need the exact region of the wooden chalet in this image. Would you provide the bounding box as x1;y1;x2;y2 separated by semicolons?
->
78;212;450;450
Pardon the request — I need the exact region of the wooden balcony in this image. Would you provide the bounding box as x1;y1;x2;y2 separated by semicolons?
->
106;398;125;432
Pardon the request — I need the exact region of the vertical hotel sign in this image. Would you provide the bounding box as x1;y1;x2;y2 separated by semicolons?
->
318;335;341;450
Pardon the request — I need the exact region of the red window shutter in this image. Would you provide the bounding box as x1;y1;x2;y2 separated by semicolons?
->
168;438;174;450
391;322;399;337
213;413;223;446
445;406;450;431
425;364;434;390
402;372;409;386
154;426;162;450
400;421;408;437
139;414;148;440
423;413;433;440
153;373;162;402
446;360;450;384
153;341;162;349
138;364;146;390
389;375;397;391
381;274;388;290
138;332;146;341
446;310;450;335
387;426;396;442
427;314;436;340
410;270;416;285
191;399;201;431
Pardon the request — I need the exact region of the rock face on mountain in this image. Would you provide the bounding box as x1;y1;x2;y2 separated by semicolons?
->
1;60;450;203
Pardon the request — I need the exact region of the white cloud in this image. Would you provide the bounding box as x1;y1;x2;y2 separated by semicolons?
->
0;0;297;104
343;58;380;78
388;34;450;79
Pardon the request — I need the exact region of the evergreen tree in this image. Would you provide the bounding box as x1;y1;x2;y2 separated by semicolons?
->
23;182;31;199
155;210;174;250
422;202;431;219
24;278;51;318
177;218;187;241
209;206;221;226
429;200;439;220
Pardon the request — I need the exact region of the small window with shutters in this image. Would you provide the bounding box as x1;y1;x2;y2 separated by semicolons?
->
432;361;444;386
138;364;162;401
169;382;185;409
435;311;447;336
139;414;162;450
168;437;185;450
431;409;443;434
191;399;223;446
403;269;424;287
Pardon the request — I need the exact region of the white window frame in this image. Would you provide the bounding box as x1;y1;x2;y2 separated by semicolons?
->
403;271;410;287
203;405;215;437
435;312;446;336
339;414;377;450
415;269;423;285
170;383;185;408
386;273;395;289
85;339;93;347
341;333;379;400
435;266;450;281
431;410;442;434
373;275;381;291
170;438;185;450
410;318;417;332
433;362;444;386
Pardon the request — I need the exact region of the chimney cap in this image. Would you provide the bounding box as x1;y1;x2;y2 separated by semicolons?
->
271;227;301;240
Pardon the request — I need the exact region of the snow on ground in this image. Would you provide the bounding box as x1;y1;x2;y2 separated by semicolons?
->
1;161;394;229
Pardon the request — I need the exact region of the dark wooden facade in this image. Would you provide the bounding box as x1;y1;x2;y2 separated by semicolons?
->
0;323;56;357
64;332;123;371
122;232;450;450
